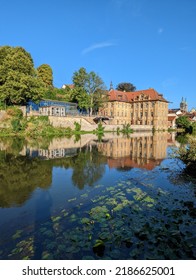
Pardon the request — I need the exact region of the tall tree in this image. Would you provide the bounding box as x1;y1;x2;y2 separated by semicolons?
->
0;46;44;105
72;67;106;115
176;116;191;130
116;82;136;92
37;64;53;88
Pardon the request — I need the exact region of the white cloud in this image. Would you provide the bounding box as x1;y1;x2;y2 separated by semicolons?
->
82;41;117;55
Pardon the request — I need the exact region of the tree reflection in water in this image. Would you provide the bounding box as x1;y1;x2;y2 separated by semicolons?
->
0;133;195;260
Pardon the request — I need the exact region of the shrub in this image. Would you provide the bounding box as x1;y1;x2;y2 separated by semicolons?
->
7;107;23;119
95;122;105;135
178;136;196;177
74;121;81;132
11;118;22;132
121;123;133;134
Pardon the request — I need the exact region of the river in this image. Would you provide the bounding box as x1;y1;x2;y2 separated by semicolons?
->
0;132;195;259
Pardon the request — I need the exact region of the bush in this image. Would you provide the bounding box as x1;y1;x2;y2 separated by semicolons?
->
121;123;133;134
11;118;22;132
7;107;23;119
178;136;196;177
74;121;81;132
95;122;105;135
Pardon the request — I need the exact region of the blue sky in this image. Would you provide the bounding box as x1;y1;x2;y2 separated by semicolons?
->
1;0;196;109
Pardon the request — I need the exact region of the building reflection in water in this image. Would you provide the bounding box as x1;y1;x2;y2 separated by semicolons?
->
26;132;170;170
97;132;168;170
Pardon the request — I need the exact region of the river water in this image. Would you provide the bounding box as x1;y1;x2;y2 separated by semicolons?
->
0;132;195;259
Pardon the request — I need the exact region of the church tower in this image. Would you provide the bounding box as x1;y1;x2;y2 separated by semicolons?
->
180;97;188;112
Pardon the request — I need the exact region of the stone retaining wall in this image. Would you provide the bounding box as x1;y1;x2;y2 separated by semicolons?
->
49;116;153;131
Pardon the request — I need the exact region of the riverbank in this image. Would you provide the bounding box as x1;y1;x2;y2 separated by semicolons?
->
0;107;184;137
0;108;145;137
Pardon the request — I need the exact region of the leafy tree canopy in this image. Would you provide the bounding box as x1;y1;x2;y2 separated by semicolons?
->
116;82;136;92
37;64;53;88
176;116;191;129
72;67;106;115
0;45;44;105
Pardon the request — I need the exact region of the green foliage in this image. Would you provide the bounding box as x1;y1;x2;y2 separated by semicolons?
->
176;133;189;144
0;112;74;137
42;87;72;102
6;107;23;119
177;135;196;177
116;127;121;135
0;46;44;105
71;88;90;110
190;122;196;134
95;122;105;135
116;82;136;92
121;123;133;134
176;116;191;130
37;64;53;88
74;121;81;133
0;152;53;207
11;118;22;132
72;67;106;115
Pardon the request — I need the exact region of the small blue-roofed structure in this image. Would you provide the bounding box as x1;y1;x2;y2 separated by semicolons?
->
26;99;78;116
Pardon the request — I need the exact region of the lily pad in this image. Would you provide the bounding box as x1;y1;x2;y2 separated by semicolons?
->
12;230;23;240
93;240;105;257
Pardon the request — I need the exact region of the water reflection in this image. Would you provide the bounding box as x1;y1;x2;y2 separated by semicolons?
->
0;132;175;208
33;190;55;259
98;132;168;170
0;153;52;207
0;132;195;260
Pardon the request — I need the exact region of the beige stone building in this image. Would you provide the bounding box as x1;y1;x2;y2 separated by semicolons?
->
99;88;169;130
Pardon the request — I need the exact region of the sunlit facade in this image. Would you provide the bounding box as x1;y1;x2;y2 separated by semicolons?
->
99;88;169;130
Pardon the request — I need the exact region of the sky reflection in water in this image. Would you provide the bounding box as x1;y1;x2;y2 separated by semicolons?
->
0;132;195;260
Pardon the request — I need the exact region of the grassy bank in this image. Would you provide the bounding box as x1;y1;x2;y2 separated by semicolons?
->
0;108;134;137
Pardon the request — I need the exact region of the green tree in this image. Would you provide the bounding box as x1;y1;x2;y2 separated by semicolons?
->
72;67;106;115
0;46;44;105
176;116;191;130
116;82;136;92
37;64;53;88
71;87;90;111
177;135;196;177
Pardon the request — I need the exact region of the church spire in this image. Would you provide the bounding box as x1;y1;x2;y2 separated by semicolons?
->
109;81;113;91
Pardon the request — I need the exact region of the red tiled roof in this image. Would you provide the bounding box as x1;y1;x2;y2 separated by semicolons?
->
168;116;176;121
108;88;169;103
